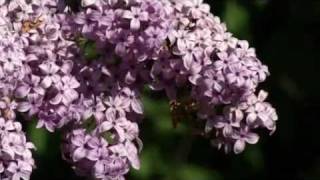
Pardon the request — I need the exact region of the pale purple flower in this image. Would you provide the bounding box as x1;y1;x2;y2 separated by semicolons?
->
144;26;166;49
55;102;83;125
1;132;25;158
44;22;61;41
0;117;15;135
0;50;24;73
83;99;106;122
73;11;95;34
171;30;196;48
211;115;240;137
71;131;90;162
6;161;33;180
15;75;45;98
203;68;224;95
37;109;61;132
187;62;202;85
99;112;138;142
184;0;210;19
243;91;278;131
39;62;60;88
113;30;134;57
174;41;202;70
104;96;129;117
109;143;127;159
86;137;109;161
123;7;149;30
213;53;238;71
124;141;140;169
232;127;259;154
236;40;256;58
256;63;270;82
50;76;80;106
121;87;143;114
246;102;268;125
194;29;213;47
226;63;248;87
96;157;128;179
17;94;43;116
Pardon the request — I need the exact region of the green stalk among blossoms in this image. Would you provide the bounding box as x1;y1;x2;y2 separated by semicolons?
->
0;0;278;179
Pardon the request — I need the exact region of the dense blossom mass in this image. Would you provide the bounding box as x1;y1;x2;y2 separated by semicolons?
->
0;0;278;179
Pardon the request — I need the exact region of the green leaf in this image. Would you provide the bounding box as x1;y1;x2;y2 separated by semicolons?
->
101;131;117;144
223;0;250;38
83;40;100;60
82;116;97;133
27;121;49;156
176;164;222;180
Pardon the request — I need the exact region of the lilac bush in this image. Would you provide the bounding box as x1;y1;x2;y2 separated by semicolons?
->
0;0;278;179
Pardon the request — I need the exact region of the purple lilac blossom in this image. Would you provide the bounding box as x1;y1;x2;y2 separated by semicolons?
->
0;122;35;180
61;126;140;180
0;0;278;179
0;102;35;180
160;0;276;152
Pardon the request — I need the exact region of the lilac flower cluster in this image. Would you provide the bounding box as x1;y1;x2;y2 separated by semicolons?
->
0;0;278;179
62;126;140;180
0;116;35;180
150;0;278;154
60;82;143;179
0;0;75;179
0;19;35;178
70;0;173;61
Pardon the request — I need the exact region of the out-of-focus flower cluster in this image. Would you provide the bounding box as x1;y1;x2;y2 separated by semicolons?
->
0;0;278;179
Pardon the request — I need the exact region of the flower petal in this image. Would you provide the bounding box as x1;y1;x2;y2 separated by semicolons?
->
73;147;87;162
130;18;140;30
234;140;246;154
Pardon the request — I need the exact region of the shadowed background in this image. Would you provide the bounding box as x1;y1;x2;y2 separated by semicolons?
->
28;0;320;179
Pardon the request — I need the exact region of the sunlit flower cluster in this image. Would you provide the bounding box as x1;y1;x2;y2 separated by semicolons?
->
0;0;278;179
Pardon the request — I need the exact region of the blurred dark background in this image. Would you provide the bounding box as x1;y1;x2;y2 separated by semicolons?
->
29;0;320;179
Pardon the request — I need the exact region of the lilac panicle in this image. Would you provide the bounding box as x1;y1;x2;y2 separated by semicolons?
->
0;0;278;179
153;0;277;154
0;118;35;180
